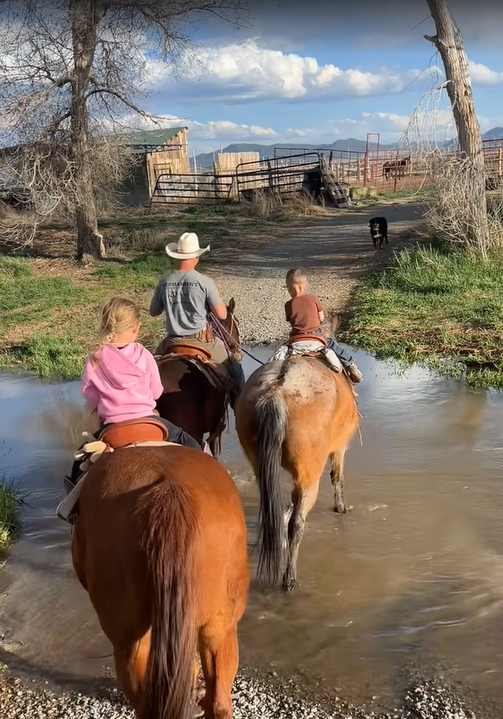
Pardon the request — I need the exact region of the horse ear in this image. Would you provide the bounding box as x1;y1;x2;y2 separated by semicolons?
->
228;297;236;313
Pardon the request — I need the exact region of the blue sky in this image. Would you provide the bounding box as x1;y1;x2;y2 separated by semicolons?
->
139;0;503;153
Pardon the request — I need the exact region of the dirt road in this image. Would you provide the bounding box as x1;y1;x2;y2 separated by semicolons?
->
209;203;425;344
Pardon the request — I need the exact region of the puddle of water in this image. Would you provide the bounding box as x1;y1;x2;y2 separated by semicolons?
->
1;347;503;711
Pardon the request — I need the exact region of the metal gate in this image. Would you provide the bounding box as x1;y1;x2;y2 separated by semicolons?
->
151;173;235;204
235;153;322;199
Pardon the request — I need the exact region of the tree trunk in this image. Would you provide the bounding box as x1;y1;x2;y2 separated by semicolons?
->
425;0;490;255
70;0;106;260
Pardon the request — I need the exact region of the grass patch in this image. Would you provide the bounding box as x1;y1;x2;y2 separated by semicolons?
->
0;478;22;557
0;203;329;380
0;252;171;379
347;242;503;389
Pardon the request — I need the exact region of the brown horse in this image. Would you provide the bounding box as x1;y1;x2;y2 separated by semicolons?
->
155;299;241;456
71;445;249;718
235;356;359;592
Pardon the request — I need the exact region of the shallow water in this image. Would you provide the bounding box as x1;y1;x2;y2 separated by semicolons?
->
1;347;503;712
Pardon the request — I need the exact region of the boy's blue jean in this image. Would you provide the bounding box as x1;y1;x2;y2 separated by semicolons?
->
310;328;354;365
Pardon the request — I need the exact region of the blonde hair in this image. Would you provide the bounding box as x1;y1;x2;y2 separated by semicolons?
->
92;295;141;363
286;268;308;286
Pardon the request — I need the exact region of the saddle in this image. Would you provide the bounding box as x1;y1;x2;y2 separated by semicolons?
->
287;333;327;347
156;343;233;398
163;340;212;363
99;418;168;449
271;337;343;373
58;419;176;525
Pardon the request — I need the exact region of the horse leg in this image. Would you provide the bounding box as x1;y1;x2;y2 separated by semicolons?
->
282;480;320;593
113;633;150;715
198;625;239;719
330;448;352;514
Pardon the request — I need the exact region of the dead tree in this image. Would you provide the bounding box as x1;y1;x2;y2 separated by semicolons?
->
0;0;249;259
425;0;490;255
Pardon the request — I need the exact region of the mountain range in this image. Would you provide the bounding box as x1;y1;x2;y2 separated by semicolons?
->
193;127;503;171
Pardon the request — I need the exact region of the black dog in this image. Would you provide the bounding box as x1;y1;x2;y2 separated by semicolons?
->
369;217;388;250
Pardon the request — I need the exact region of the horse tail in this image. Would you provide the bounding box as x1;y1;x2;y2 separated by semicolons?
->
255;390;288;586
141;480;198;719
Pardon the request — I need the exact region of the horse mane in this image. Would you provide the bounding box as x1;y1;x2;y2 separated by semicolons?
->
137;478;199;719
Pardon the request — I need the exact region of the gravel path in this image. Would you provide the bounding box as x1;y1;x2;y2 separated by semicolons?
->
0;673;477;719
207;204;424;344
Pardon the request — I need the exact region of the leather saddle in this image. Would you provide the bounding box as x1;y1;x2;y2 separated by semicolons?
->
164;341;212;363
156;342;233;397
287;333;328;347
99;418;168;449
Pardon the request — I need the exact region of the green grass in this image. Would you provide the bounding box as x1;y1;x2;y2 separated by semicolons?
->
347;242;503;389
0;478;22;557
0;252;172;380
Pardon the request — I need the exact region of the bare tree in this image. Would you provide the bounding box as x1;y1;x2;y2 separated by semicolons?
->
424;0;490;255
0;0;250;259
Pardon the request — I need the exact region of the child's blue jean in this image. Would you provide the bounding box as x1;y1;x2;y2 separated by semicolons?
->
310;328;354;365
145;416;201;451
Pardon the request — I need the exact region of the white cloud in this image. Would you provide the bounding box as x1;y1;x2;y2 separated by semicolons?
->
147;40;429;104
469;61;503;85
122;107;503;155
144;41;503;108
127;113;278;145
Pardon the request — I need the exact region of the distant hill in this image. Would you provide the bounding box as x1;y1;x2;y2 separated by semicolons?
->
194;137;398;170
193;128;503;171
482;127;503;141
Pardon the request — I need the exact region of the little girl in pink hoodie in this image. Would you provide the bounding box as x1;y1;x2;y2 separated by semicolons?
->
81;295;200;451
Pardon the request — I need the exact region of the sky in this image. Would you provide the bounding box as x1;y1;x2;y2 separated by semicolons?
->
140;0;503;153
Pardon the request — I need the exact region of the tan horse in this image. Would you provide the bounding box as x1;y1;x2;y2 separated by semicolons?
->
235;356;359;592
71;445;249;718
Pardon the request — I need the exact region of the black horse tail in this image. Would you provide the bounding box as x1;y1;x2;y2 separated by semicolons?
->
255;390;288;586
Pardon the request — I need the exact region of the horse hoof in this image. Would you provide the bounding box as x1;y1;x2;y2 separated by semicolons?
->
282;577;296;593
334;504;353;514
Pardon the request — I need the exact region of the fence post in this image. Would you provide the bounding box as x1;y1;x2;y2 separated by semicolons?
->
363;153;368;186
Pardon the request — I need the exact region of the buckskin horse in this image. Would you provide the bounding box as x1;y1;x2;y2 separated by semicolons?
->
155;299;241;456
71;427;249;719
235;351;359;592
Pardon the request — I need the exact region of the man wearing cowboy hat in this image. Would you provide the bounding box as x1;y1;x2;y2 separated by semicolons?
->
150;231;245;401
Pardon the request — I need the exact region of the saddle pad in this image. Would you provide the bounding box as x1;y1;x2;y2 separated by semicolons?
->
57;441;180;524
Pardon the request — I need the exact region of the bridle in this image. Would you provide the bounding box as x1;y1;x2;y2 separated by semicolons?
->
209;310;264;366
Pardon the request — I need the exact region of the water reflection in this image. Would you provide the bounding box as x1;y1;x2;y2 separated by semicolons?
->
0;350;503;713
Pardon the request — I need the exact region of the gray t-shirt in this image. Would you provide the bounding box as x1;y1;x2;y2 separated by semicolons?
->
150;269;223;337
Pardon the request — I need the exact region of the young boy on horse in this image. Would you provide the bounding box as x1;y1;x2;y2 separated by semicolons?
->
150;232;245;404
285;269;363;383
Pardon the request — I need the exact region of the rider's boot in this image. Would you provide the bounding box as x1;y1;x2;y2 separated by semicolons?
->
64;458;82;490
343;360;363;384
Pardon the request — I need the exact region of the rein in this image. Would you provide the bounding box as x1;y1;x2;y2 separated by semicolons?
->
209;311;265;366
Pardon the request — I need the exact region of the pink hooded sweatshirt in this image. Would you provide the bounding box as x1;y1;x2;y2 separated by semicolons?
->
81;343;163;425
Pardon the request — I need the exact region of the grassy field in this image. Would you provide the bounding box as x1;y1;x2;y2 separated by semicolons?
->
0;252;175;380
348;241;503;389
0;479;21;558
0;204;315;379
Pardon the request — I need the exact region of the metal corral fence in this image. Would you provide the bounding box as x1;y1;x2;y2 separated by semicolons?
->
235;153;322;199
150;139;503;204
151;173;236;204
274;140;503;191
151;153;326;204
273;146;436;192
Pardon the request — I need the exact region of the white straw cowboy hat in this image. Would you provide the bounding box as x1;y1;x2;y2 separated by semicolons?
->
165;232;210;259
